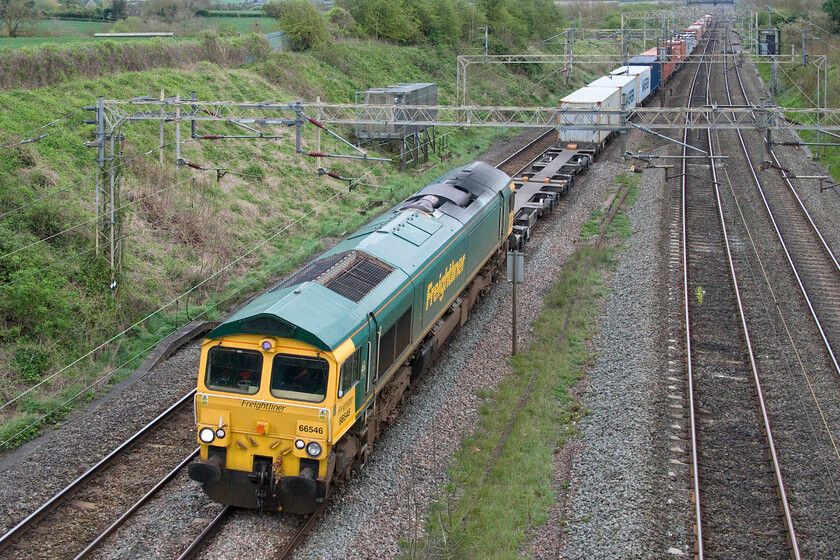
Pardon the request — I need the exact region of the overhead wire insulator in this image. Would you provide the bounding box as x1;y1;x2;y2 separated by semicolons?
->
21;133;50;145
200;135;222;140
307;117;326;130
184;161;205;170
305;150;391;162
303;113;368;157
317;167;356;189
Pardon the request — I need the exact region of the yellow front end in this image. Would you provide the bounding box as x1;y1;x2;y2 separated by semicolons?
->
188;334;354;514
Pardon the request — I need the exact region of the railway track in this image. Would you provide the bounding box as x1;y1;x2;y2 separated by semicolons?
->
680;25;797;559
696;27;840;557
170;128;564;560
495;128;557;176
725;39;840;378
0;390;203;560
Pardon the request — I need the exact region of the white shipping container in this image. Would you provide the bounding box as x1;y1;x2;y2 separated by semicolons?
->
588;74;639;109
610;65;652;103
557;86;621;145
679;33;697;54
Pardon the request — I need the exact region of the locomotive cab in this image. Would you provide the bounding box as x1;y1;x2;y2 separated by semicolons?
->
189;332;353;514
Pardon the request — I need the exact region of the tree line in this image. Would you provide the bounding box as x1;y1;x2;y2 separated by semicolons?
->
265;0;564;51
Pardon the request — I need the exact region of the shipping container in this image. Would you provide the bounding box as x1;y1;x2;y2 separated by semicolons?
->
656;46;675;81
612;64;653;101
355;83;437;140
666;40;686;65
588;74;639;109
557;86;621;145
679;33;697;54
685;26;702;42
627;57;661;94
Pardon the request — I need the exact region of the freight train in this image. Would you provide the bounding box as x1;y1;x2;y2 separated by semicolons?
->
517;14;711;243
558;15;710;146
187;15;711;514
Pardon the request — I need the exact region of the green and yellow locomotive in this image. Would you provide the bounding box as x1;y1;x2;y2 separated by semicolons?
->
188;162;514;513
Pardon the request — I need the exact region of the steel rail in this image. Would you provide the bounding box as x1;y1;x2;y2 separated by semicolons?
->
494;128;556;174
712;28;802;559
168;128;558;560
72;449;200;560
0;389;196;552
729;43;840;380
680;25;713;560
277;501;328;560
174;505;232;560
173;498;326;560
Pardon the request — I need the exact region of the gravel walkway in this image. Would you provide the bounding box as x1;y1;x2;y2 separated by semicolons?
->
529;131;684;558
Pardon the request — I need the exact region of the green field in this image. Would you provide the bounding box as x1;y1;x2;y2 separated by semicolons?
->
2;16;276;48
0;36;194;48
33;18;109;36
202;16;276;33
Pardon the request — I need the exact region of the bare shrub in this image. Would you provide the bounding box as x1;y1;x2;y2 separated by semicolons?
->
124;153;236;263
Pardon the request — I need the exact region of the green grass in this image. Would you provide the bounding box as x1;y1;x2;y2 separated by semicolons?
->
204;10;266;16
755;59;840;183
0;36;194;48
3;15;275;47
402;176;639;559
34;18;109;36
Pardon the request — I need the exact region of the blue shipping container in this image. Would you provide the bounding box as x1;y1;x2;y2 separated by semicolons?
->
628;56;660;95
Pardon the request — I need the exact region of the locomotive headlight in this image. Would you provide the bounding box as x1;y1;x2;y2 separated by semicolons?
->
215;428;226;439
306;442;322;458
295;439;306;449
199;427;216;444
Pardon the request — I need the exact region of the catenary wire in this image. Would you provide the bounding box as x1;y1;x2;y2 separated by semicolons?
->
0;120;396;418
0;141;210;263
0;108;85;150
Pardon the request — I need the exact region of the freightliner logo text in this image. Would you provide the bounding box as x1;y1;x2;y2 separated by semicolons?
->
425;254;466;310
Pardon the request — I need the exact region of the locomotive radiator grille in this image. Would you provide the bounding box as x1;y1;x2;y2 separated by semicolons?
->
324;255;393;302
275;251;393;303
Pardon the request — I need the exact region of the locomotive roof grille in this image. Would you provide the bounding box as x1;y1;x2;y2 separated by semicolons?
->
275;252;346;291
324;255;394;302
275;250;394;303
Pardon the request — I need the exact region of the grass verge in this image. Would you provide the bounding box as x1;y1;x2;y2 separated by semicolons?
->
402;173;640;559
